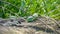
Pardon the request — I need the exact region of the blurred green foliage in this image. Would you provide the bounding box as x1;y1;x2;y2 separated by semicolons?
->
0;0;60;19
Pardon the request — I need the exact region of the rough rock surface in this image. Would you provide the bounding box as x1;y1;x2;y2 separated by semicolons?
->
0;17;60;34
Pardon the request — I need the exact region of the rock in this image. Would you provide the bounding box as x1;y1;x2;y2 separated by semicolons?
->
17;17;25;22
0;26;36;34
0;19;8;26
18;21;21;24
0;19;8;23
17;17;25;24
